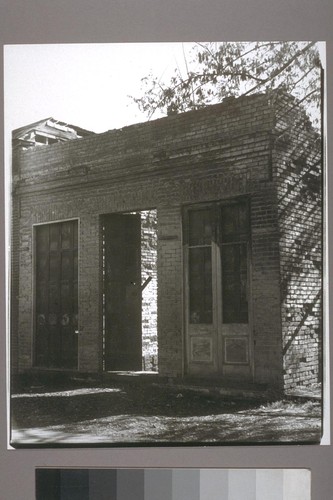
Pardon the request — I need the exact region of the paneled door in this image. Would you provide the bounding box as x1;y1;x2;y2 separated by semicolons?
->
35;220;78;369
184;200;252;379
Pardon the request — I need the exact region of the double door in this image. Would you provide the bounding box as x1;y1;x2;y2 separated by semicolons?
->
185;200;252;379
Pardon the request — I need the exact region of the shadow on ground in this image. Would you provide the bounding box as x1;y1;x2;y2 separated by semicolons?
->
10;380;322;446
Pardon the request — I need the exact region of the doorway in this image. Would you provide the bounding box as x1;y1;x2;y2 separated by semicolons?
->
184;199;252;379
102;210;157;371
34;220;78;369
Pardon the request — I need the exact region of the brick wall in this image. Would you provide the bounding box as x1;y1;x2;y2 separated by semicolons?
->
10;196;20;374
141;210;158;371
78;214;102;372
11;91;322;391
273;92;322;390
157;205;183;377
250;183;283;387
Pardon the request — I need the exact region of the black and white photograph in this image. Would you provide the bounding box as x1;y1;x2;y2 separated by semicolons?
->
5;41;325;446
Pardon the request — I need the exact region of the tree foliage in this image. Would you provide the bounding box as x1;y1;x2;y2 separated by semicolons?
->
131;42;322;124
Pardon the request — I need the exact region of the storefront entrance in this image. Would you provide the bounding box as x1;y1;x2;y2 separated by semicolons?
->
184;199;253;379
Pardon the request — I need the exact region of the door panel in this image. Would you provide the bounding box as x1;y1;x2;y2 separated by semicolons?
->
219;202;251;377
103;213;142;371
185;207;217;374
35;220;78;369
188;246;213;324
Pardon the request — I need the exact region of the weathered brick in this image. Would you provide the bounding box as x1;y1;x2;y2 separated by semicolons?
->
11;91;322;392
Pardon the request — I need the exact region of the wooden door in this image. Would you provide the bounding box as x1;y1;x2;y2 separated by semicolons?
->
218;202;251;378
103;213;142;371
185;207;217;375
35;220;78;369
185;200;252;379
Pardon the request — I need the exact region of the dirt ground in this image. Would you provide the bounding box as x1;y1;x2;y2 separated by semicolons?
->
10;379;322;446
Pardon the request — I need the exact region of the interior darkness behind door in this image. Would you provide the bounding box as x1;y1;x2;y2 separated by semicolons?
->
103;213;142;371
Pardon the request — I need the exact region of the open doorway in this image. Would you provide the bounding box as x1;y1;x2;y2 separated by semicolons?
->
102;210;157;372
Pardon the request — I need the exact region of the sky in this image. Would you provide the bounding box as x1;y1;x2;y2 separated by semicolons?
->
4;43;192;134
4;42;326;137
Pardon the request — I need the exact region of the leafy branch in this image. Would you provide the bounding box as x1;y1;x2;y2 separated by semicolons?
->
130;41;322;126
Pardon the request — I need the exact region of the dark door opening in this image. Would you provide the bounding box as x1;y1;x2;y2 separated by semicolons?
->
34;220;78;369
102;210;158;372
103;213;142;371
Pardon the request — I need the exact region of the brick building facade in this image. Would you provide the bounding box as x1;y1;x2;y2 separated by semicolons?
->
11;91;322;392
